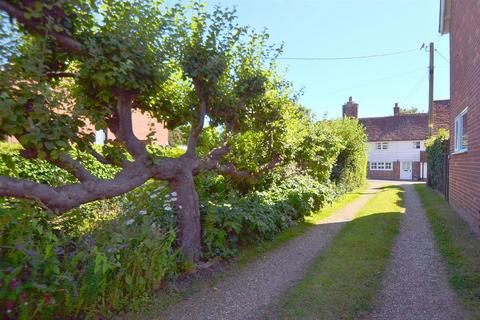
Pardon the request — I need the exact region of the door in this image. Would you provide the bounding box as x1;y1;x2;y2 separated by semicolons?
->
400;161;412;180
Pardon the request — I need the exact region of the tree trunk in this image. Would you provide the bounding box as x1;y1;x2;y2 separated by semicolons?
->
169;171;202;262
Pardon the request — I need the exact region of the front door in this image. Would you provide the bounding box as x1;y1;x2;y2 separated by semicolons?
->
400;161;412;180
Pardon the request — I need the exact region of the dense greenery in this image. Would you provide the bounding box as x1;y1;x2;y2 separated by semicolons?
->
415;185;480;319
0;0;368;318
0;113;367;318
425;129;449;192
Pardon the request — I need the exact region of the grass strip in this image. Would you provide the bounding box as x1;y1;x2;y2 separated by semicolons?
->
237;185;367;265
277;185;404;320
415;184;480;319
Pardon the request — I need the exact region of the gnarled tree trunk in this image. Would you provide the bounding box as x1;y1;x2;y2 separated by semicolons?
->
169;170;202;262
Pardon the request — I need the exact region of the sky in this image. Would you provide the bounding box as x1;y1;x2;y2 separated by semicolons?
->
199;0;450;119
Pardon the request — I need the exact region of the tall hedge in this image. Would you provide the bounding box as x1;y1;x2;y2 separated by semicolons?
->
425;129;450;192
329;118;368;193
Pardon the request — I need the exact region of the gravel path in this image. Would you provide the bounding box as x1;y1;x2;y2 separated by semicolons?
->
366;184;466;320
155;181;388;320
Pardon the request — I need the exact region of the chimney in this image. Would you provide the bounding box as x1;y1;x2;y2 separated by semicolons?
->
342;96;358;118
393;102;400;116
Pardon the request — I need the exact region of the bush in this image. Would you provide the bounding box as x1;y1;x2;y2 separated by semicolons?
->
0;181;181;319
200;173;335;258
329;118;368;193
425;129;449;191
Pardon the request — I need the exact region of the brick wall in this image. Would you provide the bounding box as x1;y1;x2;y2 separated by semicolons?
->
84;110;169;145
432;99;450;135
367;161;400;180
448;0;480;234
412;161;420;180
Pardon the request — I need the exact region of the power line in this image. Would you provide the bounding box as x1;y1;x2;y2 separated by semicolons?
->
434;48;449;63
277;48;420;61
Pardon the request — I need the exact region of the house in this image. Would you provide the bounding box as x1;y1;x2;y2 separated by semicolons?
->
440;0;480;234
342;97;450;180
91;110;169;146
3;110;169;146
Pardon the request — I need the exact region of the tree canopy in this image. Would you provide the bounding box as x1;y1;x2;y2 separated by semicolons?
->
0;0;303;260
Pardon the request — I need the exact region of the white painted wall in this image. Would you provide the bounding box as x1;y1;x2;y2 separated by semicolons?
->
367;140;425;163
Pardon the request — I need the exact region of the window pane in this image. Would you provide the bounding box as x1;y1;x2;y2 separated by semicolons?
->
462;113;468;149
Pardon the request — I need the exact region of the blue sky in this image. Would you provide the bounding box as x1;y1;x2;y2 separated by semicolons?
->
201;0;450;119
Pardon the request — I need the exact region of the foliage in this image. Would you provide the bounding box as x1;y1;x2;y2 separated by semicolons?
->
200;172;335;258
0;182;179;319
425;129;449;191
399;107;421;114
330;117;368;193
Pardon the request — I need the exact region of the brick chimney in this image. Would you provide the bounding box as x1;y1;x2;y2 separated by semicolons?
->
342;96;358;118
393;102;400;116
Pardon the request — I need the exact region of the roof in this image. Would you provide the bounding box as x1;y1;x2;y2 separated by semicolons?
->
439;0;451;34
359;113;429;142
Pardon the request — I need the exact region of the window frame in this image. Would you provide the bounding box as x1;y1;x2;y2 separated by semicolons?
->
375;142;389;150
413;141;421;149
454;107;468;153
370;161;393;171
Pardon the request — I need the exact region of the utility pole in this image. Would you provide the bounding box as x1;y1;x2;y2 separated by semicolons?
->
428;42;434;136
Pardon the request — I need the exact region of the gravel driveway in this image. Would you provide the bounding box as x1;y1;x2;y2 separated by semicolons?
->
365;183;466;320
155;181;388;320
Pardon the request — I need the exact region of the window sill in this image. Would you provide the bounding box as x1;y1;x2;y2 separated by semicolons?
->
451;149;468;156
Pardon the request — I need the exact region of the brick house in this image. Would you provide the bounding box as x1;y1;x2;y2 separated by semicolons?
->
91;110;169;146
342;97;450;180
4;110;169;146
440;0;480;234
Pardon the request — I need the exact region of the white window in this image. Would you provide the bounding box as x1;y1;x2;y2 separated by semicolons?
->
413;141;421;149
370;162;393;171
454;108;468;153
375;142;389;150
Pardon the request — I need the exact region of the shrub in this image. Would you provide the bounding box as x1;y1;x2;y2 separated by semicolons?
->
329;118;368;193
200;173;335;258
425;129;449;191
0;182;179;319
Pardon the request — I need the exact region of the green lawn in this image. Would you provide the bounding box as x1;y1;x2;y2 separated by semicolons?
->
276;185;404;320
415;185;480;319
237;185;367;265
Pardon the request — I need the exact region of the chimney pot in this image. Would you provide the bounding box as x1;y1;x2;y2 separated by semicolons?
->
349;96;352;102
393;102;400;116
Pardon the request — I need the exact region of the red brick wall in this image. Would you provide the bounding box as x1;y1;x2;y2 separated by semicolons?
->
448;0;480;234
432;99;450;135
367;161;400;180
84;110;169;145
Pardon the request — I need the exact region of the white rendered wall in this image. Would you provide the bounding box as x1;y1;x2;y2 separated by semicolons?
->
367;140;425;163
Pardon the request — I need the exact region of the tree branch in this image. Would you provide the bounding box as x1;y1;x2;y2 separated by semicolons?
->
48;153;97;182
19;147;96;182
0;159;152;213
114;92;148;159
186;79;207;156
46;71;78;78
0;1;84;54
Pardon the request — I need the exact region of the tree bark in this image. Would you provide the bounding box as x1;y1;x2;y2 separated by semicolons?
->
169;171;202;262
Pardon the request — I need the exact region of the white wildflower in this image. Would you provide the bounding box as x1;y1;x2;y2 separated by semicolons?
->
138;210;147;216
151;222;157;229
125;219;135;225
179;205;183;209
149;193;157;199
170;191;177;197
164;205;172;211
170;197;177;202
